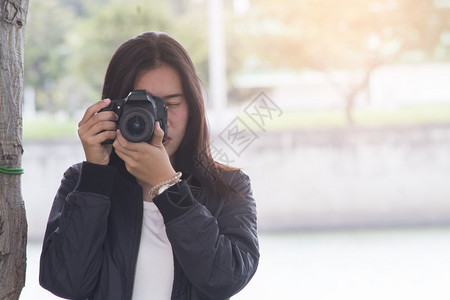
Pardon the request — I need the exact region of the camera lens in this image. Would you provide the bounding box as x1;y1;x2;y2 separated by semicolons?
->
119;108;155;142
126;116;145;136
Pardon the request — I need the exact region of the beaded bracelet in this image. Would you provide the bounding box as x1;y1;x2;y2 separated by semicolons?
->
149;172;182;198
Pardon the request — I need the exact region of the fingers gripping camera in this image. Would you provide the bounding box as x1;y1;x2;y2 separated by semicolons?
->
100;90;168;144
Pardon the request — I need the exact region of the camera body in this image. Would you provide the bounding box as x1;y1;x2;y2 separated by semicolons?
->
100;89;167;144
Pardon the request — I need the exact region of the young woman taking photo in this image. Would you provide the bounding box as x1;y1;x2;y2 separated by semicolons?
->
39;31;259;300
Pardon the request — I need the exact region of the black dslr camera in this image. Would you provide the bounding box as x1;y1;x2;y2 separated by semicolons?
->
100;90;167;144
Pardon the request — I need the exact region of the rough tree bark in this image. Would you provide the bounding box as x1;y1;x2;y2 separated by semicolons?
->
0;0;29;299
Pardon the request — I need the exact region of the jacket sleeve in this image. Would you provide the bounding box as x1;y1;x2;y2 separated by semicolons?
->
39;162;115;299
153;170;259;299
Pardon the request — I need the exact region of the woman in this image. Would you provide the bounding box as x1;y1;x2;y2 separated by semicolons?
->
39;31;259;300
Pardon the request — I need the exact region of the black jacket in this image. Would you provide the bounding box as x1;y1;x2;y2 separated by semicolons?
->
39;158;259;300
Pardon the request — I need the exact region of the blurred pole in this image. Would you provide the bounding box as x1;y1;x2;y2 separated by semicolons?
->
208;0;227;133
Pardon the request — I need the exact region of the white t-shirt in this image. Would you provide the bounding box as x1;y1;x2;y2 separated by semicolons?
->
132;201;174;299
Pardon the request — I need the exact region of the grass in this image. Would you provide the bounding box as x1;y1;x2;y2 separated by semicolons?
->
353;104;450;127
23;103;450;140
23;119;79;140
239;102;450;131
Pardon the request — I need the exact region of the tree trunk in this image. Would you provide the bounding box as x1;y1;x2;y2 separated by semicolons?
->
0;0;29;299
344;93;355;126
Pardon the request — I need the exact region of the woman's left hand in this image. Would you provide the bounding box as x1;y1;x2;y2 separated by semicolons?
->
113;122;176;187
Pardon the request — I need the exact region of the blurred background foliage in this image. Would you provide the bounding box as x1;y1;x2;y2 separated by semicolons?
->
239;0;450;123
24;0;450;135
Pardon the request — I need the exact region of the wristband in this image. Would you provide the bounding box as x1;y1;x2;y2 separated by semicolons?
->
157;182;177;195
149;172;182;198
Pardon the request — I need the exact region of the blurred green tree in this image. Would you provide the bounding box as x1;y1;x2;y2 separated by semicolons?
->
24;0;76;113
65;0;172;106
24;0;211;115
239;0;450;124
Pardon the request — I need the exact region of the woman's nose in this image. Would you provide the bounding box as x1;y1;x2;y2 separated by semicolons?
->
166;112;172;129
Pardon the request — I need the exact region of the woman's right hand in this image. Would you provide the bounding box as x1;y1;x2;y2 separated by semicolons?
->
77;99;118;166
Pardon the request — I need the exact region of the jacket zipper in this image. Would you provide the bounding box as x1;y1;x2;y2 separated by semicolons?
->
187;282;191;300
128;186;144;300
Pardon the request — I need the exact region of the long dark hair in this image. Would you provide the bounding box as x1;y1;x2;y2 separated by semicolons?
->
102;31;235;197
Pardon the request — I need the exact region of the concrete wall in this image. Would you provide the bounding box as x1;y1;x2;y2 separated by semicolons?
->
240;125;450;231
23;125;450;240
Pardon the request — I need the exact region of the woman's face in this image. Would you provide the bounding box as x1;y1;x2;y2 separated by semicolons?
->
134;64;189;160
